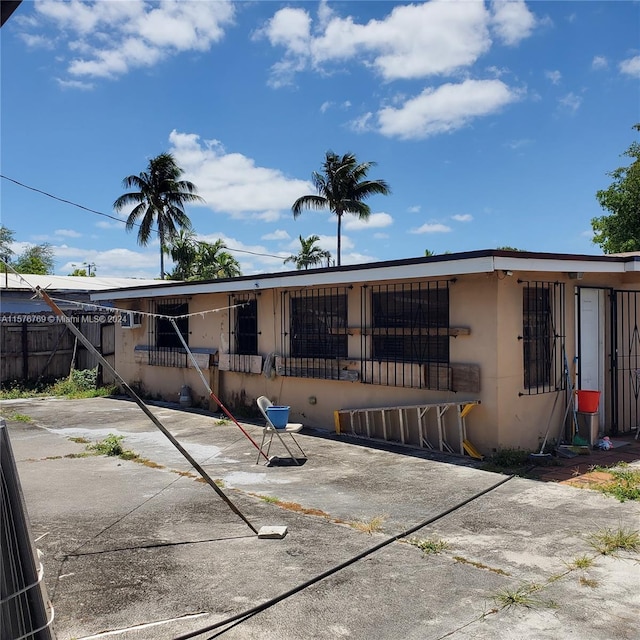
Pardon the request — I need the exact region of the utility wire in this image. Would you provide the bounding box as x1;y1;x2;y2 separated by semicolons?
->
0;173;286;260
172;473;516;640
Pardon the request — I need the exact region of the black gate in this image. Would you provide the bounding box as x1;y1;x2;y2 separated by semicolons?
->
612;289;640;436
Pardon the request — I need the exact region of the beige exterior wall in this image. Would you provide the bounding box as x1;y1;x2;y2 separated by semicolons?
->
111;267;640;455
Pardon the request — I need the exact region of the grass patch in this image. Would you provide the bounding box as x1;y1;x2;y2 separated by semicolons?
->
481;448;534;474
7;412;32;422
593;465;640;502
453;556;509;575
587;526;640;555
259;495;280;503
349;515;387;535
0;372;118;401
68;436;90;444
215;418;232;426
566;554;595;570
493;583;555;610
409;537;450;555
89;434;125;457
579;576;599;588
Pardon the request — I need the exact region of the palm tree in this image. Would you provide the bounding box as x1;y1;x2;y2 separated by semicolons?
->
292;151;390;266
212;251;242;278
114;153;203;279
167;229;198;280
285;234;331;270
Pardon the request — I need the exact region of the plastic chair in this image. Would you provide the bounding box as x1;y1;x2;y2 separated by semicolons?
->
256;396;306;465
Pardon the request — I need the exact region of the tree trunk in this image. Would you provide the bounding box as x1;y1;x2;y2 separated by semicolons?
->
336;214;342;266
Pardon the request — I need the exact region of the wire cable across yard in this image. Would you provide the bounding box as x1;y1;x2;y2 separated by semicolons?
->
172;473;515;640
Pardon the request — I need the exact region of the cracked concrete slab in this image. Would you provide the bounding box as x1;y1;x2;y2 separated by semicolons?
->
3;396;639;640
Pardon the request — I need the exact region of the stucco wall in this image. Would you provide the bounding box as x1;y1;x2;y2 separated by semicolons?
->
111;268;640;455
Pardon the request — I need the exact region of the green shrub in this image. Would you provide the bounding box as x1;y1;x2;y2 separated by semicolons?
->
90;434;125;456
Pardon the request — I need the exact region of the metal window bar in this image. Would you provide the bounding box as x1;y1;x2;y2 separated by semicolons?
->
361;281;451;390
228;295;258;355
147;298;189;367
280;287;349;379
520;281;565;394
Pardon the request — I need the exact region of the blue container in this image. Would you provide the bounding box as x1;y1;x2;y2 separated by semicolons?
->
267;405;290;429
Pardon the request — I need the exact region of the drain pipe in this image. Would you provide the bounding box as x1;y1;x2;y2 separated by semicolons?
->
36;286;259;535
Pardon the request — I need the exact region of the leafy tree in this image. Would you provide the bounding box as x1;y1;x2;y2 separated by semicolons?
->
0;225;15;271
292;151;390;266
424;249;435;257
167;236;241;280
113;152;203;279
496;246;526;251
13;243;55;275
285;235;331;270
592;124;640;253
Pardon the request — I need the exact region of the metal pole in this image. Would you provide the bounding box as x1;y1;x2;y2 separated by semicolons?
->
35;287;258;535
168;319;269;462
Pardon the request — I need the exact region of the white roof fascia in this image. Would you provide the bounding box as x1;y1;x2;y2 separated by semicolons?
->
493;256;628;274
91;254;640;302
91;256;498;301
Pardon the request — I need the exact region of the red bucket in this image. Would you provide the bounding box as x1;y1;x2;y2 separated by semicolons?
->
577;390;600;413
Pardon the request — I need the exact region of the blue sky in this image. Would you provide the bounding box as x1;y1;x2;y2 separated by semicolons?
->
1;0;639;279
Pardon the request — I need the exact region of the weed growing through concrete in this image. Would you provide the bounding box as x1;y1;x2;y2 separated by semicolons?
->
8;413;32;422
579;576;599;588
587;526;640;555
259;495;280;503
409;537;449;555
215;418;232;426
492;583;555;610
349;515;387;535
68;436;90;444
89;434;125;456
566;554;595;570
453;556;509;575
594;465;640;502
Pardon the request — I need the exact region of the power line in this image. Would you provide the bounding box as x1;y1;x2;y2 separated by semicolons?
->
0;174;287;261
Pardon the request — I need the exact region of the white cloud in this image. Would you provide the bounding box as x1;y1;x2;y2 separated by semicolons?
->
96;220;125;230
620;55;640;78
167;130;313;217
490;0;537;46
56;77;94;90
377;79;520;140
592;55;608;70
55;228;82;238
349;112;374;133
23;0;235;81
407;205;421;213
262;230;291;241
344;212;393;231
451;214;473;222
558;92;582;113
320;101;333;113
261;1;499;84
505;138;532;150
544;70;561;84
54;246;159;278
410;223;452;234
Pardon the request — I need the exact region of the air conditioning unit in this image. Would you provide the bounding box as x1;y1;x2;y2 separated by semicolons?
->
120;311;142;329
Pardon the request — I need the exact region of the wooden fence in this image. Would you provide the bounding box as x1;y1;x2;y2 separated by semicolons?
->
0;313;113;384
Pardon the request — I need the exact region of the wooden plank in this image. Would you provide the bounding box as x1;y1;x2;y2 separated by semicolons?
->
332;327;470;337
451;363;481;393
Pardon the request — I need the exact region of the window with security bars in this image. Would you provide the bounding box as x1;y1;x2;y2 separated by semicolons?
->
147;298;189;367
362;281;450;389
229;296;258;355
522;282;565;394
280;288;349;379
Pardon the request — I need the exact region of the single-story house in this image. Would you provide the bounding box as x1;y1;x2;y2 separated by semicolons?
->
90;249;640;456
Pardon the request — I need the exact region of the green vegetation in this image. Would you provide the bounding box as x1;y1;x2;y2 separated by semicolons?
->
492;583;555;610
5;412;32;422
409;537;450;555
592;123;640;253
480;447;534;474
0;225;55;274
292;151;390;266
587;526;640;555
592;464;640;502
284;235;331;270
89;433;125;456
0;370;118;400
114;152;203;279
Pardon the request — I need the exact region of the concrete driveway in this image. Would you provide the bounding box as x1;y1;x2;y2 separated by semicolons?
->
3;396;640;640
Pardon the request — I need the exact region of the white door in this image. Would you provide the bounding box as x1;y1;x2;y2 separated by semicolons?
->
578;288;605;425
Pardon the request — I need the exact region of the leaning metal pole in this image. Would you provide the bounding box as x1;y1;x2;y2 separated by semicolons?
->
35;287;258;535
